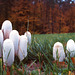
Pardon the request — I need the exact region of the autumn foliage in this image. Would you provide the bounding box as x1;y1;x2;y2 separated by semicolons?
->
0;0;75;34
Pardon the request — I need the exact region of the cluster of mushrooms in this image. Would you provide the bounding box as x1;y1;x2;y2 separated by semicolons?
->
0;20;31;67
0;20;75;72
53;39;75;63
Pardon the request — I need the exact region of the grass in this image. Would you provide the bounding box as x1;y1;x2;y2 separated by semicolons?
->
3;33;75;75
0;58;2;75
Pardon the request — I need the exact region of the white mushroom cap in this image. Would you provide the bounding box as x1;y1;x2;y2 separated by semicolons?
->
3;39;14;66
24;31;31;45
66;39;75;57
53;42;65;62
0;30;3;57
18;35;27;61
9;30;19;56
1;20;12;39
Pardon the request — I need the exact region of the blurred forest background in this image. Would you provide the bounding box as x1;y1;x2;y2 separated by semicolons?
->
0;0;75;34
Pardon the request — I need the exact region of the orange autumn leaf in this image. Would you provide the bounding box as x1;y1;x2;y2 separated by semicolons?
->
68;71;74;75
